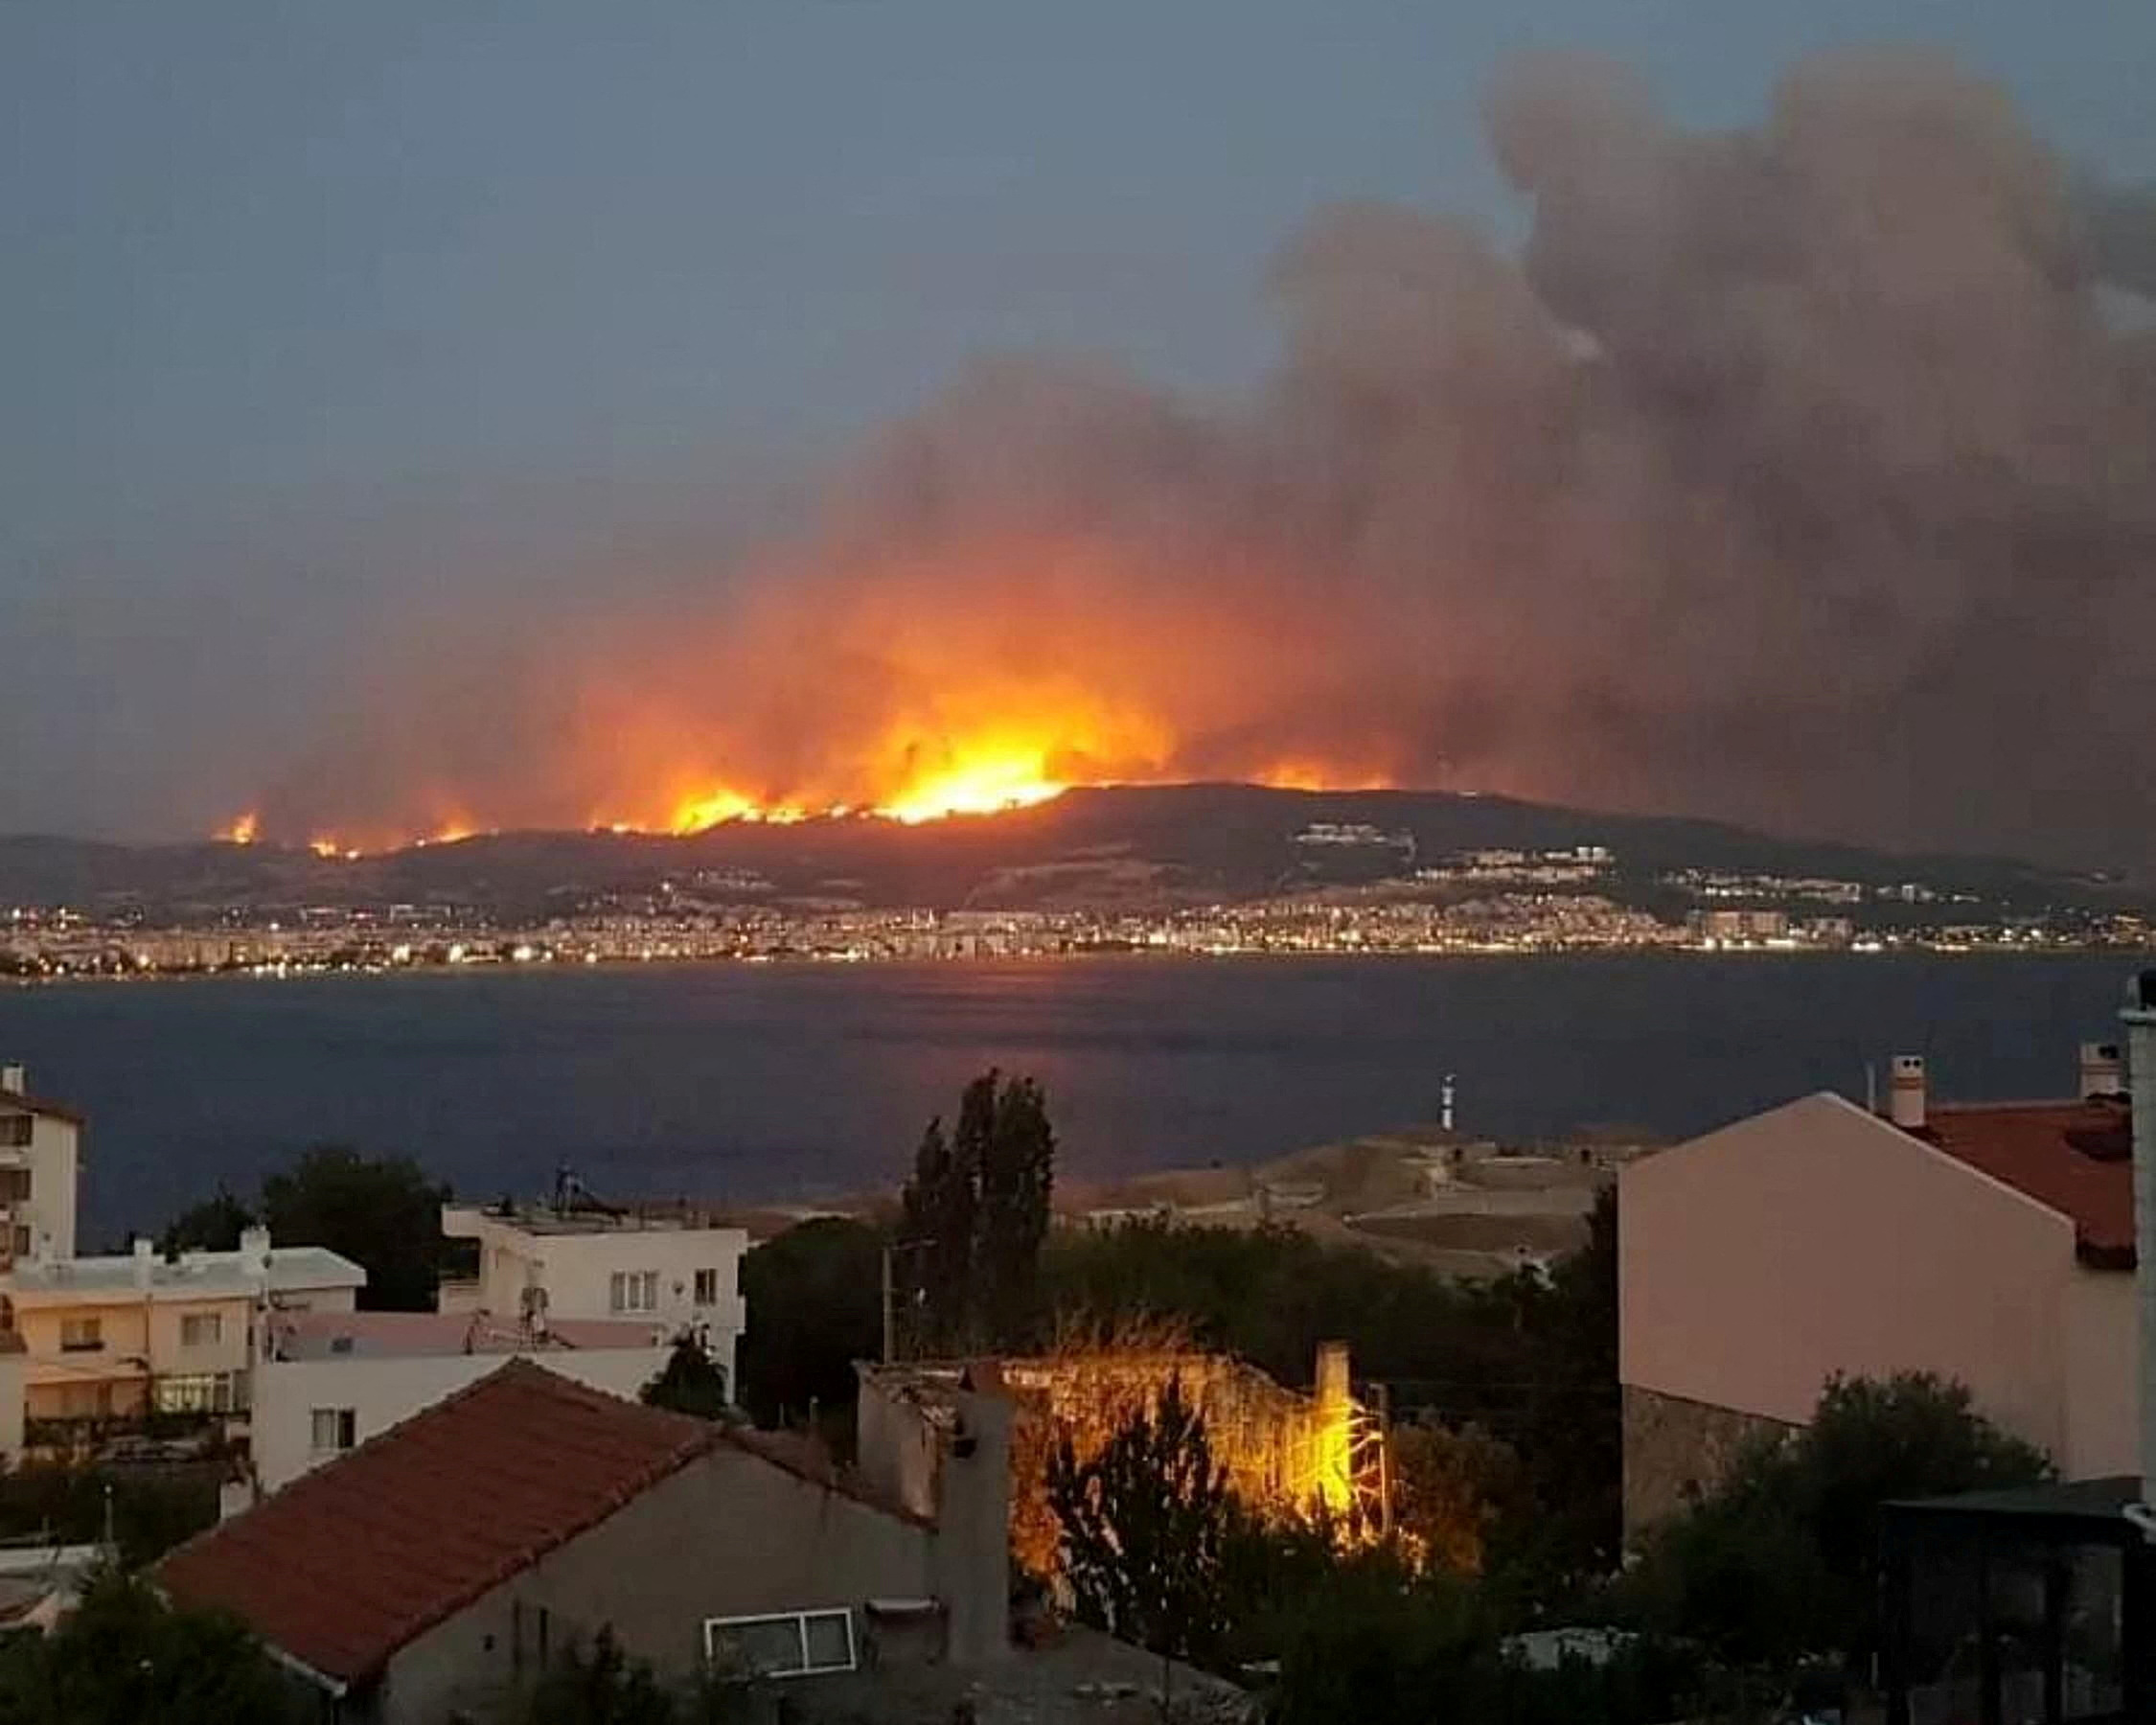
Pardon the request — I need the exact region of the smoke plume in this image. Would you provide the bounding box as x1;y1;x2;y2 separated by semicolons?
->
256;49;2156;866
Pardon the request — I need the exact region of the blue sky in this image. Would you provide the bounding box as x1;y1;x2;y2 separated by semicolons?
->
5;0;2153;838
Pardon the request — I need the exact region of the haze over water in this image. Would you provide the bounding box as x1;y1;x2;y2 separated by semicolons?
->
0;953;2138;1245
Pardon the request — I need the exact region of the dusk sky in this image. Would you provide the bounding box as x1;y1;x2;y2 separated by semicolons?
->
8;2;2156;858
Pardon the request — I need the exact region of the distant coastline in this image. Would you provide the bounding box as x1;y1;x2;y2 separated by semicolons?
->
11;936;2156;994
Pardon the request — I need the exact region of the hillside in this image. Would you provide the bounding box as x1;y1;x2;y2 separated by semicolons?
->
0;783;2112;919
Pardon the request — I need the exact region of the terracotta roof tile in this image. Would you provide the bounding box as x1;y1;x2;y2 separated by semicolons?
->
155;1360;717;1685
1921;1101;2136;1266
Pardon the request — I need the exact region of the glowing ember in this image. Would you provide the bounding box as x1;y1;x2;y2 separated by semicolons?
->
216;813;260;845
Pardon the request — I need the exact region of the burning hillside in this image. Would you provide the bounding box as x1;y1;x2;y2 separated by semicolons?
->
215;50;2155;867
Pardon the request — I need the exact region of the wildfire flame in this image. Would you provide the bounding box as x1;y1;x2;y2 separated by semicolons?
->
217;813;260;846
212;535;1402;847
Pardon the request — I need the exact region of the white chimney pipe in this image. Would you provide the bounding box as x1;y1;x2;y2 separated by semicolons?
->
132;1236;154;1293
1888;1054;1928;1130
2080;1041;2126;1100
0;1066;22;1097
2119;976;2156;1512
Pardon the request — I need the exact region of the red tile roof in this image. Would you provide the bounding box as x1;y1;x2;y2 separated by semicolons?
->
1921;1101;2136;1266
156;1361;719;1686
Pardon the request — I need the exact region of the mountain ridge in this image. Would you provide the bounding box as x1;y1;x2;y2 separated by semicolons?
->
0;783;2122;917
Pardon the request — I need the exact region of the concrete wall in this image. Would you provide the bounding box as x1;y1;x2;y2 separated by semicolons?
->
856;1377;943;1524
372;1443;941;1725
2061;1269;2140;1479
1622;1384;1797;1531
250;1346;672;1493
25;1116;76;1263
1621;1092;2083;1468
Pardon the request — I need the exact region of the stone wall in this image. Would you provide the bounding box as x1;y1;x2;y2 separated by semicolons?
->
1621;1383;1796;1537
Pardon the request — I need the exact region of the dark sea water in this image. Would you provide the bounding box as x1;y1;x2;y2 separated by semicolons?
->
0;954;2142;1244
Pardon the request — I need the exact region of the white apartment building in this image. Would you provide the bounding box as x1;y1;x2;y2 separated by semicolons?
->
0;1065;80;1263
248;1308;671;1495
441;1198;748;1388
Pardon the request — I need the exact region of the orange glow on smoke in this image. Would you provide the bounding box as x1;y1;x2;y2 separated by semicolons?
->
223;529;1419;846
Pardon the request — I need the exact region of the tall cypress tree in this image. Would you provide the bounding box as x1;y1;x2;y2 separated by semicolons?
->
977;1073;1055;1341
898;1070;1056;1353
899;1116;974;1353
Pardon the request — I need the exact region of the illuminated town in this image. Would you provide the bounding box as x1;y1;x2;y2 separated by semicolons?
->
4;834;2147;981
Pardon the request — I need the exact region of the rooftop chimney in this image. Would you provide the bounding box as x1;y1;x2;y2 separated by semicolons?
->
0;1066;22;1097
132;1236;153;1292
935;1381;1013;1667
2081;1041;2126;1100
238;1225;271;1280
1888;1054;1928;1130
2119;974;2156;1516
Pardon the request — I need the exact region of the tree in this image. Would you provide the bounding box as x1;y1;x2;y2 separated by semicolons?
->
1493;1183;1620;1590
0;1464;218;1569
259;1145;449;1311
899;1116;975;1352
973;1072;1054;1337
157;1185;253;1255
1625;1370;2052;1682
897;1070;1056;1353
1046;1375;1244;1666
0;1565;297;1724
735;1217;883;1427
641;1335;730;1421
1388;1419;1527;1576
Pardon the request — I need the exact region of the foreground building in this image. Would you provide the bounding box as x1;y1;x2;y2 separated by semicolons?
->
0;1064;81;1264
246;1308;671;1495
1621;1046;2137;1532
160;1360;1013;1723
441;1190;747;1386
1;1230;363;1445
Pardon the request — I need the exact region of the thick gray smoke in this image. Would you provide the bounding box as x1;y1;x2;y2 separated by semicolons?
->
260;49;2156;867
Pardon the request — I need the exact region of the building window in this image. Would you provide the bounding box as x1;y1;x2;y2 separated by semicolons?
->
310;1407;356;1455
608;1270;658;1314
9;1227;27;1260
0;1169;31;1204
180;1312;221;1347
0;1116;30;1149
58;1317;101;1353
694;1268;720;1306
155;1371;243;1414
703;1610;857;1679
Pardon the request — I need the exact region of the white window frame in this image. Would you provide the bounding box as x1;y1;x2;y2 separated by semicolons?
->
702;1608;857;1679
694;1268;719;1306
609;1270;658;1314
310;1406;356;1456
180;1311;221;1348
